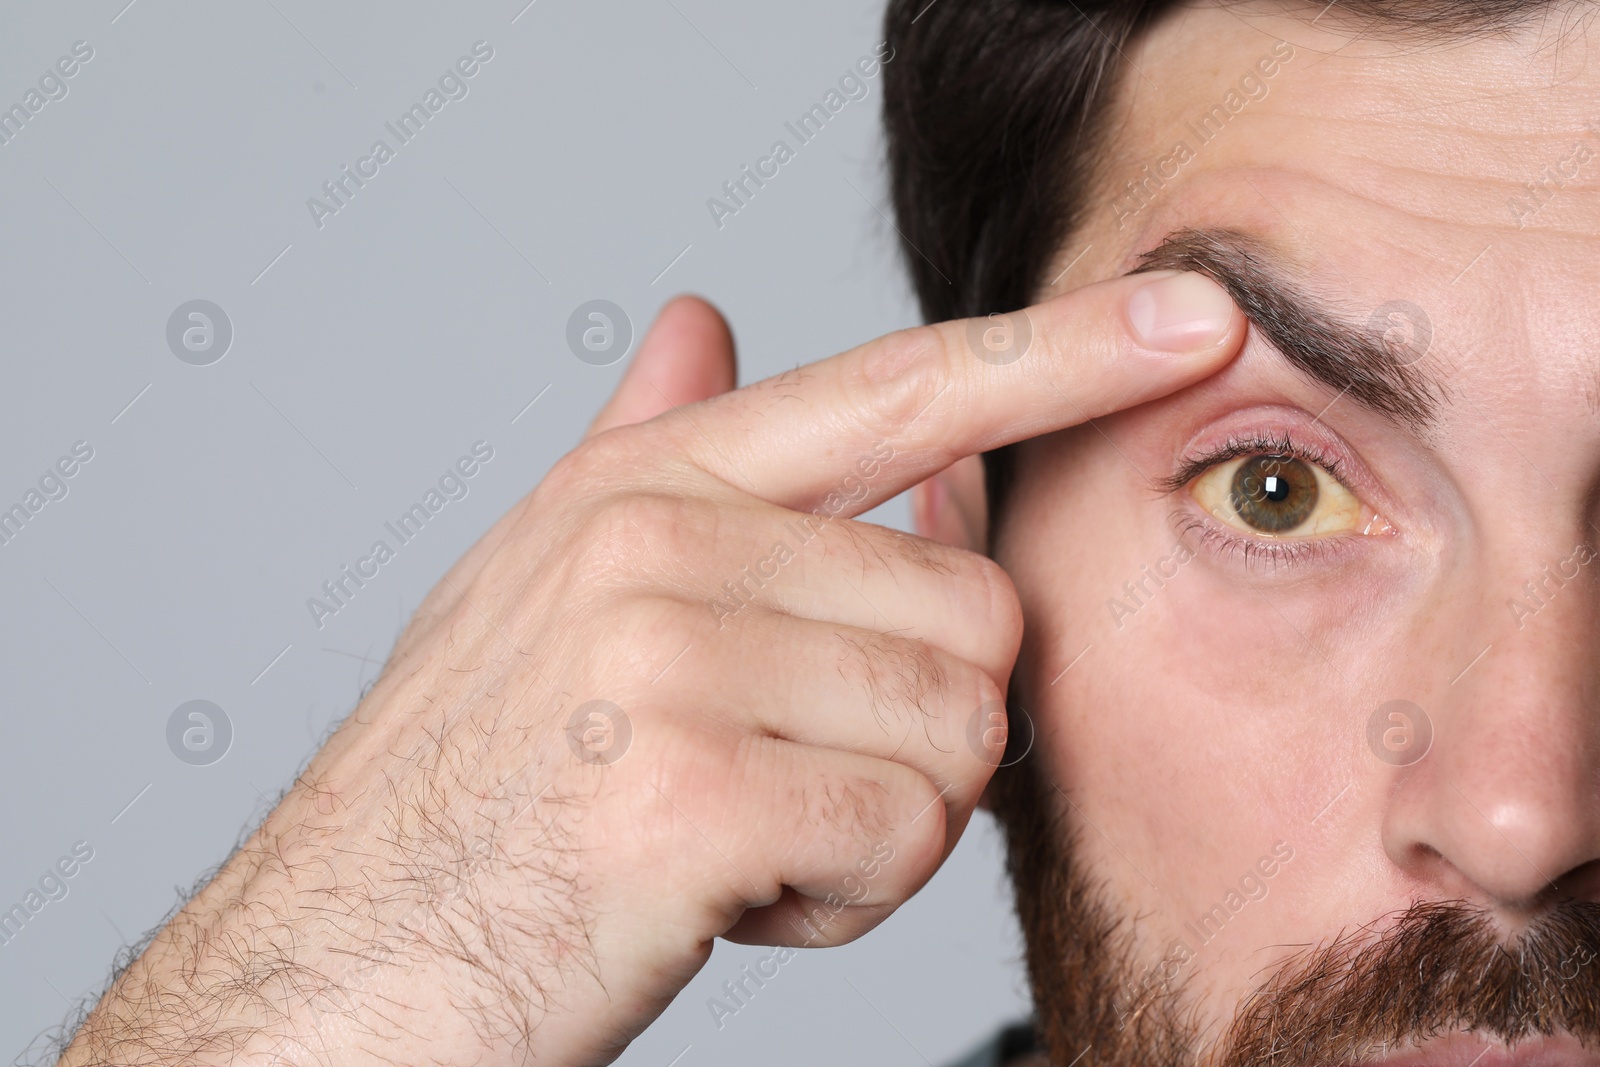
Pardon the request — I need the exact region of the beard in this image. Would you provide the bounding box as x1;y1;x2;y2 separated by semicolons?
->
988;750;1600;1066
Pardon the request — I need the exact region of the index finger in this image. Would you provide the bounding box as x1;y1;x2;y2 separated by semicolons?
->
659;270;1244;515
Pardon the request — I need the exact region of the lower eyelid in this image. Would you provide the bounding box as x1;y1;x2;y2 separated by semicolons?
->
1176;514;1292;568
1171;509;1362;571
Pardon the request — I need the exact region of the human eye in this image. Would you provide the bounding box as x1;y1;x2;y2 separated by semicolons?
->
1193;451;1360;536
1166;432;1394;566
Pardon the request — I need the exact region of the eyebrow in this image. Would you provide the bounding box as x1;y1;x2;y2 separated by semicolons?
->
1131;228;1444;429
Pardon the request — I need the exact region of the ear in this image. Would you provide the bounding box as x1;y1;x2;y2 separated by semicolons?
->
910;453;988;554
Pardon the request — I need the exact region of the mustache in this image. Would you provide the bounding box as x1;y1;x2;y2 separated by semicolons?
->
1217;899;1600;1067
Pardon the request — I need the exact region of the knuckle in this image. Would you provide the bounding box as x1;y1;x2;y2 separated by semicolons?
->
800;902;891;948
877;528;957;576
818;520;893;576
804;774;897;847
631;721;721;804
969;665;1005;722
581;596;663;672
625;733;772;879
846;324;954;441
836;632;953;731
969;553;1025;658
567;491;711;588
548;432;629;493
547;422;672;498
553;431;627;486
621;597;718;682
564;508;643;591
795;769;939;907
872;769;946;896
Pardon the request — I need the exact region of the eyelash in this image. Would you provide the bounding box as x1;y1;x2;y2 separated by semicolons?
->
1157;432;1348;496
1159;431;1357;570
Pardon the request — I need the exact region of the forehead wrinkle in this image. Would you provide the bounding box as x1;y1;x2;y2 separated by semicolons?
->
1130;227;1444;429
1102;16;1600;231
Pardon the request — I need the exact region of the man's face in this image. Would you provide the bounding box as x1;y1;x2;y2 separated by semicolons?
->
992;4;1600;1062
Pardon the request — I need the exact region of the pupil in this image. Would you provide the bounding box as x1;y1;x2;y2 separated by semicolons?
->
1228;455;1318;533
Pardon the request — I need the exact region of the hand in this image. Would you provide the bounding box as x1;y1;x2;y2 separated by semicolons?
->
58;271;1243;1067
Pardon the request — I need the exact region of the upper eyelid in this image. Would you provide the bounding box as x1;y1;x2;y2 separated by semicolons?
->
1155;433;1349;497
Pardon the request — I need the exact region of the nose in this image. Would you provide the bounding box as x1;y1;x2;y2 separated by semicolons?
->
1381;563;1600;911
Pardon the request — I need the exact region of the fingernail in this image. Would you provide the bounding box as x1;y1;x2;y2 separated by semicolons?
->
1126;271;1235;351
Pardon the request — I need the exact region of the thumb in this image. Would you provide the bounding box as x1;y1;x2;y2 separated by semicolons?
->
584;294;737;439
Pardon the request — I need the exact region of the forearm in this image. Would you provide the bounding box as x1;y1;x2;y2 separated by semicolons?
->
57;799;480;1067
55;709;581;1067
60;842;332;1066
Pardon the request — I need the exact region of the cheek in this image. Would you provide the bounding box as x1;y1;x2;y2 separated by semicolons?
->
996;424;1358;949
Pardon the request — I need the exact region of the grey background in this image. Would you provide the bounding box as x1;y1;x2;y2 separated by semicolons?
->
0;1;1032;1063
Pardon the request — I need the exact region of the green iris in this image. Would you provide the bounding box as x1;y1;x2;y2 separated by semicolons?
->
1229;455;1318;533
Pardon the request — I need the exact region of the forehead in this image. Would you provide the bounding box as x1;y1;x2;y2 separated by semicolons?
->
1055;4;1600;386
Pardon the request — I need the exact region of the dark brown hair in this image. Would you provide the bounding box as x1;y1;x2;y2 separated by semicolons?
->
880;0;1562;519
880;6;1576;1062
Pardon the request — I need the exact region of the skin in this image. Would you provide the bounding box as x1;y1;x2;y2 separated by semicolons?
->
57;4;1600;1065
919;2;1600;1059
53;271;1245;1062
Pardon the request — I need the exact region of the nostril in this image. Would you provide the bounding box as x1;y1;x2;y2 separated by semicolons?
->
1558;856;1600;902
1383;766;1600;914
